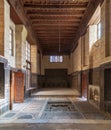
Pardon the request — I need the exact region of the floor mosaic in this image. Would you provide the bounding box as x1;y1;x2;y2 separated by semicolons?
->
0;97;111;124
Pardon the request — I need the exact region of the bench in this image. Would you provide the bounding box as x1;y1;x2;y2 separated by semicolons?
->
28;87;37;96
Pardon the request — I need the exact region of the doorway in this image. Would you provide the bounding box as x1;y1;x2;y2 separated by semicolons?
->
104;68;111;101
82;73;88;98
10;71;14;110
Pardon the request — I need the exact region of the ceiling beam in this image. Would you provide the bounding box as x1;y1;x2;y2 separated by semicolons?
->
42;52;70;55
25;7;86;12
32;21;80;25
29;14;83;19
29;15;82;20
40;41;73;44
36;32;76;34
39;36;73;38
24;4;88;9
37;29;76;34
31;19;81;23
34;27;78;31
22;0;89;4
33;23;79;26
26;10;84;15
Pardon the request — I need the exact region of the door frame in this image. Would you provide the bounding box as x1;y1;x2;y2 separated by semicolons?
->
81;71;89;98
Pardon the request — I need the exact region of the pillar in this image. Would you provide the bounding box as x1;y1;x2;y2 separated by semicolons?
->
31;45;38;87
15;25;27;70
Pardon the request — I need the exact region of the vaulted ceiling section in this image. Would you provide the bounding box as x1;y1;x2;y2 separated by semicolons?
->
8;0;104;55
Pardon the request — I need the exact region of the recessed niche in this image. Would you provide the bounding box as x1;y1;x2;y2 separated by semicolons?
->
0;62;5;98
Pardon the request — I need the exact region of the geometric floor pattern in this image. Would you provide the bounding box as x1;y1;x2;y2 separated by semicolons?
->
0;97;111;124
41;100;84;119
41;99;110;120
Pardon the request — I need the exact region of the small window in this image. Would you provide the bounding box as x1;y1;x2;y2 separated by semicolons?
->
26;41;30;62
50;56;63;62
26;41;31;90
9;28;14;56
97;22;101;40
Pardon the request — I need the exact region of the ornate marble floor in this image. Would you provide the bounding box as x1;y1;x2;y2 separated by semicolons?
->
0;96;111;124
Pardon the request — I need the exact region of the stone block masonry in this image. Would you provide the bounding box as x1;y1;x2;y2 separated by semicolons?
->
0;0;4;56
0;56;10;116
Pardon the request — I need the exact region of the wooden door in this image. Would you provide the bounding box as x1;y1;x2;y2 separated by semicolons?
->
14;72;24;103
104;69;111;101
82;73;88;98
10;71;14;110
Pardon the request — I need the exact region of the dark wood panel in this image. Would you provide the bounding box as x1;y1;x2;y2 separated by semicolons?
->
39;69;70;88
89;68;100;86
104;69;111;101
14;72;24;103
82;73;88;98
45;69;67;77
0;63;4;98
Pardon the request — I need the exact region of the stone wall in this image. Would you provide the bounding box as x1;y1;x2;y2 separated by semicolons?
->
0;0;11;116
70;0;111;110
30;45;38;88
0;56;10;115
70;38;82;92
0;0;16;67
88;1;111;109
72;38;82;72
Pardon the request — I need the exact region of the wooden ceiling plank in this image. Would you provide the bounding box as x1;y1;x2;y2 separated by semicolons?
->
31;19;81;23
22;0;89;3
33;23;80;26
29;14;83;18
29;15;82;20
23;4;88;9
26;10;84;15
25;7;86;12
32;21;80;24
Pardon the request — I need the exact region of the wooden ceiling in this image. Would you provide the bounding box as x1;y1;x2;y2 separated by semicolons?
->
8;0;104;55
19;0;89;55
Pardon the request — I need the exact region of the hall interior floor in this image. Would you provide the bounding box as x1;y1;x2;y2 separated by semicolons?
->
0;88;111;130
32;88;80;97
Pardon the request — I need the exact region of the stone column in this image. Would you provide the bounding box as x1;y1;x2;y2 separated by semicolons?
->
15;25;27;70
31;45;38;88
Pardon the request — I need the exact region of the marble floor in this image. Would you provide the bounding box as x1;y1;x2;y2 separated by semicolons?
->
0;89;111;130
32;88;80;97
0;96;111;124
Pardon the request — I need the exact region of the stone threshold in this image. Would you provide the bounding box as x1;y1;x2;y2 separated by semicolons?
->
0;119;111;124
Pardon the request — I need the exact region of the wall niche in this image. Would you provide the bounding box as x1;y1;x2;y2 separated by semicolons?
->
0;62;5;98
